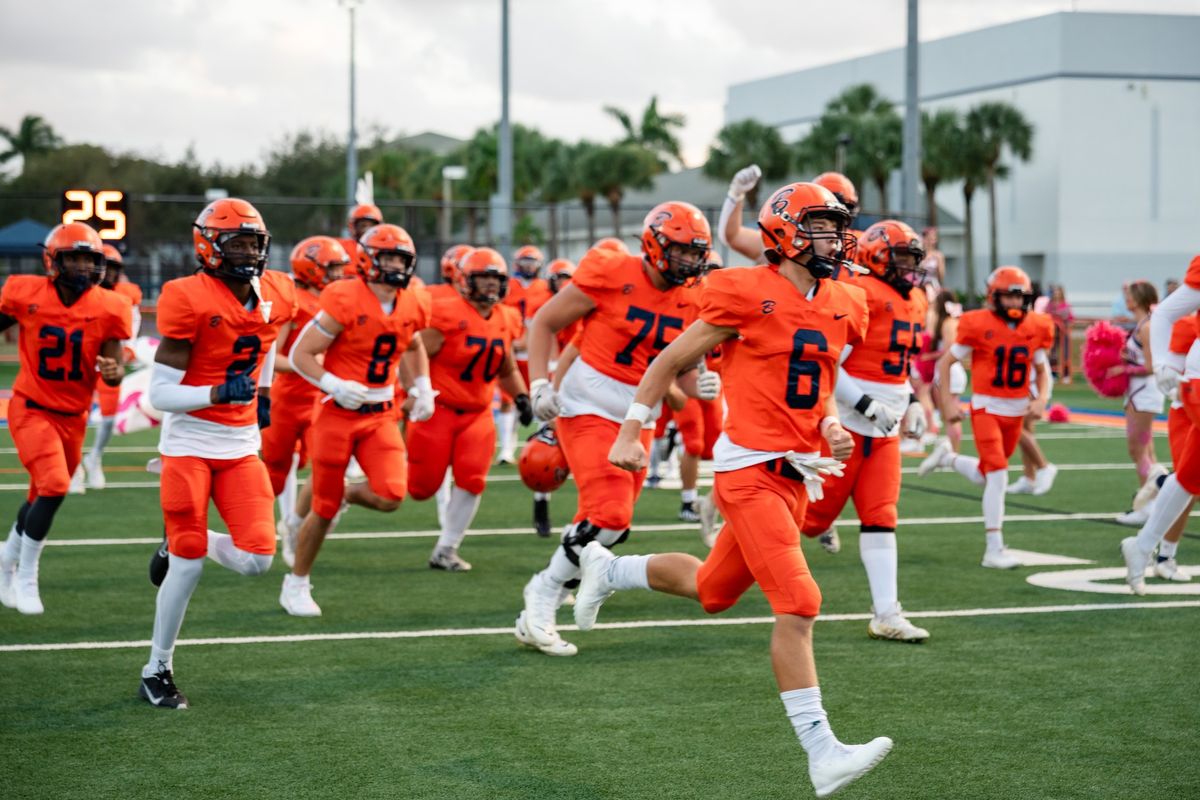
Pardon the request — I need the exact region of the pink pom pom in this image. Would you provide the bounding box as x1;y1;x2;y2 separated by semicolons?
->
1047;403;1070;423
1083;321;1130;398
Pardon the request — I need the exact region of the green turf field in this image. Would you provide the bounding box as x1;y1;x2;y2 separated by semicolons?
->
0;414;1196;800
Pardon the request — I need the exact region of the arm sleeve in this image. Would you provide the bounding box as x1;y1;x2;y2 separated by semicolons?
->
717;195;738;248
258;346;276;389
834;365;867;407
149;363;213;413
1150;285;1200;365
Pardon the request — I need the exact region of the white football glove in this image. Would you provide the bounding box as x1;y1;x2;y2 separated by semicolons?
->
901;401;927;439
696;369;722;401
784;452;846;503
530;378;561;421
319;372;369;411
858;397;899;435
407;376;438;422
727;164;762;202
1155;363;1182;397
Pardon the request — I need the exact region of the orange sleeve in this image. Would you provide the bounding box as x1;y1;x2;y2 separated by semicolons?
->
698;269;752;329
0;276;28;317
264;270;298;324
1184;255;1200;290
106;292;134;341
319;281;352;328
156;279;199;340
955;312;981;350
1039;314;1056;351
1170;317;1198;355
413;285;433;330
571;249;622;304
842;282;869;347
504;304;524;340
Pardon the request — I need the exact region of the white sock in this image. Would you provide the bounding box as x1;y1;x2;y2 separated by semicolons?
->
681;488;698;504
16;537;45;580
1137;475;1193;554
2;526;20;564
286;572;311;587
544;539;580;587
497;410;517;454
206;530;273;576
859;532;898;614
952;455;986;486
534;492;550;502
90;416;116;458
437;487;481;550
1158;539;1179;559
986;530;1005;553
608;554;651;590
983;470;1007;531
285;510;304;531
434;470;453;529
145;554;204;678
781;686;839;758
277;456;299;525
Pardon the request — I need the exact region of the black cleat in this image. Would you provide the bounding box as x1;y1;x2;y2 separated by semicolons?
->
678;501;700;523
149;536;169;587
139;669;189;709
533;498;551;538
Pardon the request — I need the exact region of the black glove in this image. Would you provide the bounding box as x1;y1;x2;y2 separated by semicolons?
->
215;367;257;405
257;394;272;429
514;393;534;427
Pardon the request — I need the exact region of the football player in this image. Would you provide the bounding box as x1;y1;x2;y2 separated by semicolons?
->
340;203;382;266
139;199;296;708
918;266;1054;569
514;202;720;656
574;181;893;798
281;223;433;616
0;224;131;615
800;220;930;642
407;248;531;571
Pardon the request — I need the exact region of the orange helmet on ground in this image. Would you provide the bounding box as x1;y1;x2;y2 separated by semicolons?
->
546;258;575;294
757;182;853;279
513;244;545;279
987;266;1034;321
858;220;926;293
440;244;473;285
519;425;570;492
347;203;383;237
358;224;417;288
594;237;629;254
290;236;351;289
43;222;106;292
193;198;271;282
641;201;711;287
813;172;859;217
457;247;509;304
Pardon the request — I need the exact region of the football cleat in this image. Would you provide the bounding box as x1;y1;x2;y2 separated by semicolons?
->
514;610;577;657
809;737;894;798
981;548;1021;570
678;500;700;523
139;669;189;710
533;497;551;538
83;451;107;490
1032;463;1058;496
279;574;322;617
149;536;170;587
818;526;841;555
0;554;16;609
14;574;43;615
698;493;720;549
574;541;616;631
1120;537;1150;595
68;465;86;495
1115;507;1150;527
428;546;472;572
519;574;575;655
917;437;953;477
867;604;929;643
1005;476;1035;495
1154;557;1192;582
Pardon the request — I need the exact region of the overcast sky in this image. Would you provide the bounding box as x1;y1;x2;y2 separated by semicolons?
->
1;0;1196;173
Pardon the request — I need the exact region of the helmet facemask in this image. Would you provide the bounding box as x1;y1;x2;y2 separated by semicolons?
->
367;248;416;288
55;250;106;293
657;238;709;287
198;228;270;282
465;270;509;304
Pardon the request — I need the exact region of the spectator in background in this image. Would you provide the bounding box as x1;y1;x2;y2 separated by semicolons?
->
1046;285;1074;383
1110;282;1134;331
1165;278;1180;297
920;227;945;295
1112;280;1163;490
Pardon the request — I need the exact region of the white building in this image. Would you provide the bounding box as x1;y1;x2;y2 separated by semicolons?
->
725;11;1200;314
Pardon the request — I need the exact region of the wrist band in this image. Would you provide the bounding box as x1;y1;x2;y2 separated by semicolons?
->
820;416;840;434
625;402;654;425
530;378;549;392
854;396;873;415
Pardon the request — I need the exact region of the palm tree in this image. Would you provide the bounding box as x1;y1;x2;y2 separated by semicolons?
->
702;119;791;209
581;144;658;238
539;140;581;256
966;102;1034;272
920;109;961;227
852;112;902;216
0;115;63;172
952;121;991;303
603;96;687;172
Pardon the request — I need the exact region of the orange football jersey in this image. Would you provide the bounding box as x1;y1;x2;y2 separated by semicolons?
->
320;277;431;390
700;267;868;453
426;282;459;301
1170;315;1198;355
428;293;522;412
573;249;699;385
113;279;143;307
274;286;323;404
842;275;928;384
955;309;1054;398
506;277;553;325
156;270;297;426
0;277;133;414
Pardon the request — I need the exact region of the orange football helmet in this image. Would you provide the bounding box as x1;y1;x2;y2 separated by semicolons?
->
594;237;630;254
813;172;859;218
757;182;853;279
513;244;545;279
457;247;509;303
193;198;270;282
347;203;383;238
43;222;105;292
987;266;1034;320
641;201;711;287
100;243;124;289
440;244;473;285
518;425;570;492
546;258;575;294
290;236;351;289
858;220;926;292
358;224;417;288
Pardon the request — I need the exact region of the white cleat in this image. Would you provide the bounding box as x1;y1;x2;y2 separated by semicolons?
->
1154;558;1192;582
514;610;577;656
1005;476;1035;495
1032;463;1058;496
279;574;322;617
818;526;841;555
981;548;1021;570
519;574;575;655
574;541;616;631
14;574;43;615
1115;507;1150;527
277;517;300;569
345;457;366;484
698;493;720;549
83;451;106;490
899;437;925;455
1133;464;1169;510
1120;537;1150;595
809;737;894;798
68;465;86;495
916;437;952;477
0;556;16;609
428;546;472;572
867;604;929;643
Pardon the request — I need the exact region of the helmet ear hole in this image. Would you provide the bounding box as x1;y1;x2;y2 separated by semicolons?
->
763;249;782;266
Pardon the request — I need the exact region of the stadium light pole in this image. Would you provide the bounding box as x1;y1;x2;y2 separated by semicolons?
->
341;0;363;208
901;0;921;221
492;0;514;257
441;165;466;245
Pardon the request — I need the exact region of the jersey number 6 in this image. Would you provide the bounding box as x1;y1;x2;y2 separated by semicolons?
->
786;329;827;410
